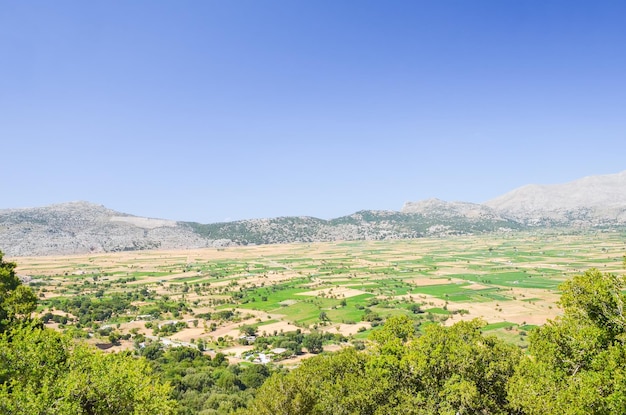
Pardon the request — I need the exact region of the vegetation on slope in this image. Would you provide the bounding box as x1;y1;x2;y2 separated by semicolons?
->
185;210;525;247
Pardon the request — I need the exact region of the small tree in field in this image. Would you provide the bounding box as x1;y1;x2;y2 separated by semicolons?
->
303;332;324;354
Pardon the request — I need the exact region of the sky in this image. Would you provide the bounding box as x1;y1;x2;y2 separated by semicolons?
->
2;1;625;223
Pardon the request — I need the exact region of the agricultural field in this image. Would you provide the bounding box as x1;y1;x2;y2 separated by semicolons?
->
12;229;626;362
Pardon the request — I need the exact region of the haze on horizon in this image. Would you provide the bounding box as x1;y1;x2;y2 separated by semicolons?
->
2;1;625;223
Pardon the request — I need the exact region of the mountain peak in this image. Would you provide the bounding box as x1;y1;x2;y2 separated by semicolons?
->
484;171;626;225
485;171;626;210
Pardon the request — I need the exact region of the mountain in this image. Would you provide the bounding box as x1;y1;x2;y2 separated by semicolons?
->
2;171;626;256
402;198;505;221
484;170;626;226
184;208;521;247
0;203;522;257
0;202;209;256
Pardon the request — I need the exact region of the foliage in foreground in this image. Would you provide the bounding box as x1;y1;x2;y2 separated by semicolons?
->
250;316;521;415
508;268;626;414
249;268;626;415
0;251;176;415
0;251;37;333
0;324;176;415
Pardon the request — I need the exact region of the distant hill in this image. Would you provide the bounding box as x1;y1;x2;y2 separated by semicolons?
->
0;202;521;257
0;202;208;256
484;170;626;226
186;209;522;248
2;171;626;256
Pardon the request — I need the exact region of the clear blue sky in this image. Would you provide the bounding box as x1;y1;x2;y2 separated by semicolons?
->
2;1;625;223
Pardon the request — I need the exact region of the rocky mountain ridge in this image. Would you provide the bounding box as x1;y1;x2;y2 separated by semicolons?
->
484;170;626;226
0;202;208;256
2;171;625;256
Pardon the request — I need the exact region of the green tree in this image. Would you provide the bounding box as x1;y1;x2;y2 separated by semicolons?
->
0;251;37;332
319;311;329;322
396;319;521;415
303;332;324;354
249;318;520;415
408;303;422;314
508;268;626;414
249;347;373;415
240;324;257;337
370;314;416;345
0;324;176;414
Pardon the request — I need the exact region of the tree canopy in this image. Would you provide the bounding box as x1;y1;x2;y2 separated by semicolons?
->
0;251;37;332
250;268;626;415
250;316;521;415
0;324;177;414
508;268;626;414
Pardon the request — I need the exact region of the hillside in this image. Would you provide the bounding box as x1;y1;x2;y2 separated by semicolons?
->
484;170;626;226
0;203;522;257
175;208;521;247
2;171;626;256
0;202;209;256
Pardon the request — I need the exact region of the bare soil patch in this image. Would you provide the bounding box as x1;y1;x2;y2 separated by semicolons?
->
255;321;302;336
445;299;560;326
324;322;371;336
